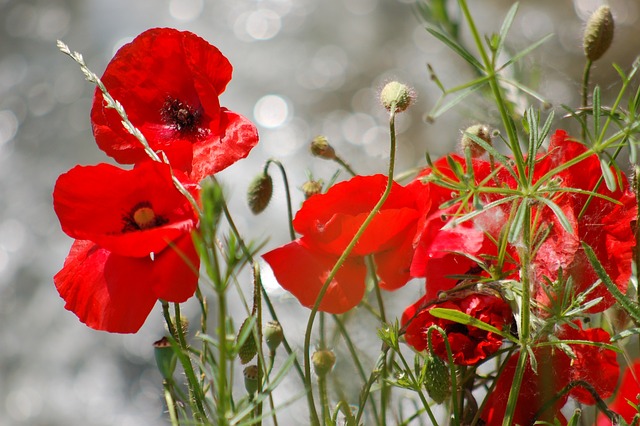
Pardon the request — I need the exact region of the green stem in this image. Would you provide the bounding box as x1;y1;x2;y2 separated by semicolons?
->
164;380;180;426
303;106;400;425
216;290;229;423
266;159;296;241
334;155;357;177
581;59;593;141
221;200;306;383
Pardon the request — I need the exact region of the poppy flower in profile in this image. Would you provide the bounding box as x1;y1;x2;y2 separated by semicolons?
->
262;174;422;314
53;161;200;333
401;293;513;366
91;28;258;182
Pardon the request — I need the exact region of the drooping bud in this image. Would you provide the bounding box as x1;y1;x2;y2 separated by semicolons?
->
247;172;273;214
423;353;450;404
380;81;414;113
243;365;260;395
301;180;323;199
583;6;614;62
310;136;336;160
153;337;177;380
312;349;336;377
460;124;492;158
264;321;284;354
236;317;258;364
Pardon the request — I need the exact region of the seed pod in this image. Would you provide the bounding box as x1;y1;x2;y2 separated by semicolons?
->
460;124;492;158
301;180;323;199
243;365;260;395
264;321;284;353
310;136;336;160
424;353;450;404
583;6;614;62
312;349;336;377
380;81;414;113
236;317;258;364
247;172;273;214
153;337;177;380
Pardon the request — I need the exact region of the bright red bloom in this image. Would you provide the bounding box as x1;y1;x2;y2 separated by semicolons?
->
401;293;513;365
558;323;619;404
91;28;258;182
262;174;422;313
481;324;619;425
53;161;200;333
597;361;640;425
409;130;636;313
480;347;571;426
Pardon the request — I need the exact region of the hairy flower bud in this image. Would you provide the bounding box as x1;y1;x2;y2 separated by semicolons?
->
153;337;177;380
424;353;450;404
583;6;614;62
236;317;258;364
461;124;492;158
264;320;284;354
302;180;323;199
380;81;414;113
310;136;336;160
247;172;273;214
312;349;336;377
243;365;260;395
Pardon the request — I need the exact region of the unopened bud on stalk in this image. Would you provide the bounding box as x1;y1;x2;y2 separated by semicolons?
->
424;353;450;404
460;124;492;158
310;136;336;160
301;180;323;199
583;6;614;62
236;317;258;364
312;349;336;377
164;314;189;337
264;320;284;354
247;171;273;214
153;337;177;380
380;81;414;113
243;365;260;395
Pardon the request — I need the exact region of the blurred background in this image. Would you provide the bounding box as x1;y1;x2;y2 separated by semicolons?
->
0;0;639;424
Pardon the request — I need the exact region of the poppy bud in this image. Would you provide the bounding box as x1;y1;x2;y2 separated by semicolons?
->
310;136;336;160
583;6;614;62
236;317;258;364
424;353;450;404
312;349;336;377
264;320;284;354
380;81;414;113
460;124;492;158
247;172;273;214
243;364;260;395
153;336;177;380
164;314;189;337
301;180;323;199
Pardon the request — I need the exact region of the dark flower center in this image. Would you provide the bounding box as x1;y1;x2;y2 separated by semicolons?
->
122;201;169;232
161;97;202;135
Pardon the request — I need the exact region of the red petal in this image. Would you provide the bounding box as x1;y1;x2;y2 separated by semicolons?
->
190;109;259;181
54;240;158;333
151;234;200;302
262;239;367;314
53;162;197;257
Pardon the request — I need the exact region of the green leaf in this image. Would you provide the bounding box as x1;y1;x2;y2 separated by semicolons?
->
508;200;526;244
599;156;617;191
427;27;484;71
611;327;640;342
535;197;573;234
429;308;519;344
427;84;483;120
593;85;601;137
498;33;554;71
582;242;640;323
494;2;519;58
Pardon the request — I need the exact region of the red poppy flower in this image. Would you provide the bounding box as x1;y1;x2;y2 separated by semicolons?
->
597;361;640;425
53;161;200;333
401;293;513;365
91;28;258;182
481;323;619;425
558;323;619;405
262;174;422;313
480;347;571;426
